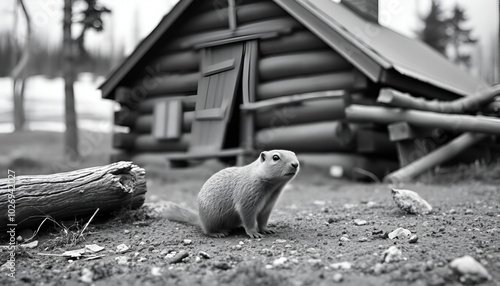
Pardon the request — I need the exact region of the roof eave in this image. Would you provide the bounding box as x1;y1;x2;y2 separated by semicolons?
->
99;0;194;99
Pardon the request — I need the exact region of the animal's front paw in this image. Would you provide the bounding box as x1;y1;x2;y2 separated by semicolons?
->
246;231;264;239
259;228;276;235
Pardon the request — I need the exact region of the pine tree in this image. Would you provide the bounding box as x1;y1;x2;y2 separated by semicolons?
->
417;0;449;55
447;4;477;67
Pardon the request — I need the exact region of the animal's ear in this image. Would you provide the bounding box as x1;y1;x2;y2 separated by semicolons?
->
260;152;266;162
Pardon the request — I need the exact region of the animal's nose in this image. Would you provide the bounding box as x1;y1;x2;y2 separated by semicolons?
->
291;163;299;169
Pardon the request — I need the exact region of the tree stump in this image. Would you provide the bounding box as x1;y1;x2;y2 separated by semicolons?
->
0;161;146;233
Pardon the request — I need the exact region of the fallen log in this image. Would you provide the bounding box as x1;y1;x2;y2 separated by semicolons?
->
0;161;146;233
384;132;489;182
345;104;500;135
377;86;500;114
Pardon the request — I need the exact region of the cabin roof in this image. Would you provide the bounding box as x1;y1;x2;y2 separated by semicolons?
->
99;0;487;99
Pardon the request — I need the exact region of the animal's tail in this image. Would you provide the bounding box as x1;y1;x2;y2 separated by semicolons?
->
162;202;200;227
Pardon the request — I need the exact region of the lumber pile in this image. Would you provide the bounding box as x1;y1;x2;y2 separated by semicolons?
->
344;87;500;182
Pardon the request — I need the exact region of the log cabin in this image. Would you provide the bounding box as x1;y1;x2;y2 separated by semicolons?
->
99;0;489;179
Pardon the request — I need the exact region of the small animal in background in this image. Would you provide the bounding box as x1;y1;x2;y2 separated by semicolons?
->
163;150;300;238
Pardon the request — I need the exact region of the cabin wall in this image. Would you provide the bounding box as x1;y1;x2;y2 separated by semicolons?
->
110;0;398;171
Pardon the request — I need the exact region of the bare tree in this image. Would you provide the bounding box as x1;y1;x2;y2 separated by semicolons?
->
62;0;110;161
11;0;31;132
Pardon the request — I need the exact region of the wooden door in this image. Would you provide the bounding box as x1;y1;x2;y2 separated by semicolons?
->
190;43;244;153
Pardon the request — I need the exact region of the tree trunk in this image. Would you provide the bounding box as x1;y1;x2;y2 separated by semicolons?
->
63;0;79;160
11;0;31;132
0;162;146;233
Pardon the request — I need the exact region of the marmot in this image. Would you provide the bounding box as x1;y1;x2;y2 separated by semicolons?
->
163;150;299;238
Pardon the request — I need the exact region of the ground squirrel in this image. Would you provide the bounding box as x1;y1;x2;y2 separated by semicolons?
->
163;150;300;238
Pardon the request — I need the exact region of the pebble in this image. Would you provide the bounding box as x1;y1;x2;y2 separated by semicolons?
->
151;267;162;276
115;256;129;265
408;234;418;243
116;244;130;253
357;237;368;242
372;263;385;275
465;209;474;215
449;209;456;214
330;261;352;270
198;251;211;259
169;250;189;264
332;273;343;282
261;248;274;256
213;261;231;270
449;255;491;284
391;189;432;215
79;268;93;284
366;201;376;208
123;230;130;234
354;219;368;226
388;227;411;240
308;259;323;267
275;239;287;243
183;239;192;245
382;246;403;263
272;257;289;268
339;236;350;242
306;248;317;254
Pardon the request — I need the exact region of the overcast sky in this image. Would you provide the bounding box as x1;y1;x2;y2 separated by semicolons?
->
0;0;497;82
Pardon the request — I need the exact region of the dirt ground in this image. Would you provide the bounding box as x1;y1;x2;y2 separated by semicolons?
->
1;163;500;286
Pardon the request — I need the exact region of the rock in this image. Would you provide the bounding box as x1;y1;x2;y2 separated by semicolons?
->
372;263;385;275
308;259;323;268
169;250;189;264
339;236;350;242
354;219;368;226
306;248;317;254
261;248;274;257
388;227;412;240
382;246;403;263
275;239;287;243
183;239;192;245
198;251;211;259
357;237;369;242
449;255;491;284
85;244;104;253
330;261;352;270
79;268;93;284
465;209;474;215
20;240;38;249
213;261;231;270
151;267;162;276
391;189;432;215
116;244;130;253
272;257;289;268
332;273;343;282
408;234;418;243
115;256;129;265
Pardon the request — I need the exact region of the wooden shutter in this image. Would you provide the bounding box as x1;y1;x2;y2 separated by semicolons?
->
152;98;182;140
190;42;244;153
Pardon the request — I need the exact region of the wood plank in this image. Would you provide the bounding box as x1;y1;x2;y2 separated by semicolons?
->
240;40;259;161
133;72;199;97
385;133;489;182
202;59;235;76
242;90;345;112
138;95;197;113
135;111;194;133
164;17;301;51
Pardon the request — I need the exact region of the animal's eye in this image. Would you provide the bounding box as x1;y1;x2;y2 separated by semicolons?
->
272;155;280;161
